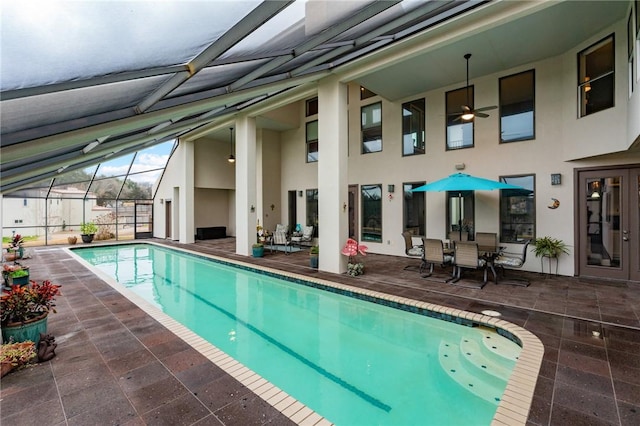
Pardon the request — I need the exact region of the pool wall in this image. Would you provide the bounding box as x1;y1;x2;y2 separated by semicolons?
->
67;242;544;426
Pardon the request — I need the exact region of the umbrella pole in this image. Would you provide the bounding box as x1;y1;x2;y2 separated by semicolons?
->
458;192;462;241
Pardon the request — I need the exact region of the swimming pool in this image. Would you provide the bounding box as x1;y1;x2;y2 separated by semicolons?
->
70;242;542;425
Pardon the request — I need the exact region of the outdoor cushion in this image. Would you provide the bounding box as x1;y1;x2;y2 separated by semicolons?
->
408;247;423;256
494;256;523;267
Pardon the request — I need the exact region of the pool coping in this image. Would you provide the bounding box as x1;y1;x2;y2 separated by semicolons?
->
66;241;544;426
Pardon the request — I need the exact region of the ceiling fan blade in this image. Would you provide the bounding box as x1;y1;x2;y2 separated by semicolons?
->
474;105;497;112
474;112;490;118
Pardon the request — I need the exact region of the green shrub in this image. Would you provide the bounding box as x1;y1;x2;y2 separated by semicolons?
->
80;222;98;235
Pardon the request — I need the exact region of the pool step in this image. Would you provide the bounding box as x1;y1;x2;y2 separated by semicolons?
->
438;332;519;405
459;331;519;382
478;328;521;363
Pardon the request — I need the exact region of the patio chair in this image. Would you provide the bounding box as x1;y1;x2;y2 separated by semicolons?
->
291;225;314;248
448;231;469;242
475;232;497;252
493;239;531;286
421;238;453;278
402;231;424;271
269;227;292;254
449;241;487;287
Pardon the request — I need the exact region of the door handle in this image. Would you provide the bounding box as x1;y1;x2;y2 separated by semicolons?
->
623;230;629;241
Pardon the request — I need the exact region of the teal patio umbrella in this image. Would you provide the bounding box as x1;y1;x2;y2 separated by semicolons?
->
412;173;526;240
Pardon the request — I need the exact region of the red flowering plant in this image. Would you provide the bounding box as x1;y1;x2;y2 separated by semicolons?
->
8;233;24;251
341;238;368;276
1;280;61;326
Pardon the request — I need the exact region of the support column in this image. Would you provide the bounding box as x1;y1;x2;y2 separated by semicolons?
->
0;194;4;244
178;139;195;243
235;115;258;256
318;75;348;273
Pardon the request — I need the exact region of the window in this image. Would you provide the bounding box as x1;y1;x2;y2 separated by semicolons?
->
361;184;382;243
306;189;319;237
499;175;535;243
361;102;382;153
403;182;426;236
306;97;318;117
447;191;474;239
360;86;376;100
402;99;425;156
306;120;318;163
500;70;535;142
446;87;473;149
578;35;614;117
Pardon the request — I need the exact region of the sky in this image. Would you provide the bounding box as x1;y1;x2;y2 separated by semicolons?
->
85;140;175;185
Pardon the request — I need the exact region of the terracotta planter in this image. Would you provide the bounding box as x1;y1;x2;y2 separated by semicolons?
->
3;252;17;262
67;236;77;245
2;313;48;345
1;361;14;378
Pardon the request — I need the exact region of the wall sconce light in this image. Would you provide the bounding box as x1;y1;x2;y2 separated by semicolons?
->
250;205;255;212
227;127;235;163
388;184;395;193
160;198;164;204
270;204;275;211
298;191;303;197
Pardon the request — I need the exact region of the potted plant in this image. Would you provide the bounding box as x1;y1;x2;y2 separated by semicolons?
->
0;340;37;377
3;264;29;287
80;222;98;243
341;238;368;276
252;243;264;258
310;245;319;268
533;236;569;274
1;280;62;345
4;233;24;261
533;236;569;258
7;268;30;287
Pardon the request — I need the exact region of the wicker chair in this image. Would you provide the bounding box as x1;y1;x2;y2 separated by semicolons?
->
402;231;424;271
421;238;453;278
449;241;487;287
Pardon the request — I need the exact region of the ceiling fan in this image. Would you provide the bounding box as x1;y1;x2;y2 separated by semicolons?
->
450;53;497;121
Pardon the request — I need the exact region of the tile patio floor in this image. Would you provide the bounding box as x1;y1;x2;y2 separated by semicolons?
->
1;237;639;426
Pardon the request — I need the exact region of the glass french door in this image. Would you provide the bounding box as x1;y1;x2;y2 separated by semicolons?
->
578;168;640;281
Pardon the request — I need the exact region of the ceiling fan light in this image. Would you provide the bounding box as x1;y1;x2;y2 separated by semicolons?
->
461;112;475;121
227;154;235;163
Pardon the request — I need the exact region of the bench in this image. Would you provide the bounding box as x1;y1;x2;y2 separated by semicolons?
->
196;227;226;240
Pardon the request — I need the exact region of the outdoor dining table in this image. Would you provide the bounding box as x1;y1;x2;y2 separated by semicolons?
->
444;242;504;285
478;245;505;284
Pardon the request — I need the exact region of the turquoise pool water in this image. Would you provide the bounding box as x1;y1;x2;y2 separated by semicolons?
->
73;243;520;425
